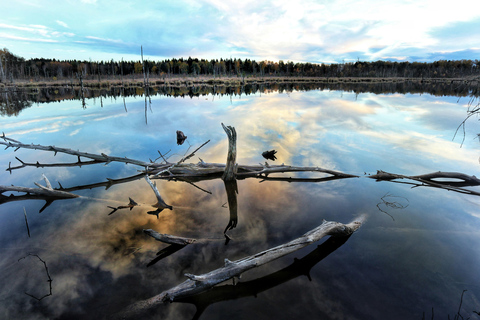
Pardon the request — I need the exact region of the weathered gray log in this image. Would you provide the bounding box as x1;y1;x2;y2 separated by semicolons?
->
0;136;154;168
112;217;364;319
143;229;196;245
175;234;353;319
0;183;79;200
369;170;480;196
370;170;480;185
412;171;480;186
236;164;358;179
1;133;356;182
221;123;237;181
151;162;357;180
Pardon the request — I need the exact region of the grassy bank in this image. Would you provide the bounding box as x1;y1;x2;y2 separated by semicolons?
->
1;75;479;90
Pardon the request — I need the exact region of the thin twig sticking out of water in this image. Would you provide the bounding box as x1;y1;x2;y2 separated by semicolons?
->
17;254;52;301
23;207;30;238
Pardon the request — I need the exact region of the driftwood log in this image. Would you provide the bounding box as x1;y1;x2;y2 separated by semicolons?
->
111;216;364;319
369;170;480;196
1;128;356;182
176;234;355;319
221;123;237;181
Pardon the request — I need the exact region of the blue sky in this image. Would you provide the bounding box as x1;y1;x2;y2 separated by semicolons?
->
1;0;480;63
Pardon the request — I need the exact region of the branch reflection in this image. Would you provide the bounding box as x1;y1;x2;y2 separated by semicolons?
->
175;234;353;320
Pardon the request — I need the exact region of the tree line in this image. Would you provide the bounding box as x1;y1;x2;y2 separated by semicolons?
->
1;47;479;82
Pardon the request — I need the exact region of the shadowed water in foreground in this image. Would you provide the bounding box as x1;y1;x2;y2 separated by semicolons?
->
1;85;480;319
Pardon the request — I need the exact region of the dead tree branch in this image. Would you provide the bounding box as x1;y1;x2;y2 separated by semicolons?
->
144;175;172;218
221;123;237;181
7;156;104;173
0;135;154;168
112;216;364;319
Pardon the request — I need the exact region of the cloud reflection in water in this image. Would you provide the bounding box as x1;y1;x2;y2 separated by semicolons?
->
1;89;480;319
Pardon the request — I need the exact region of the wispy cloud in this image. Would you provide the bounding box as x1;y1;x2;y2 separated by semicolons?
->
85;36;125;44
1;0;480;62
56;20;69;28
0;33;58;43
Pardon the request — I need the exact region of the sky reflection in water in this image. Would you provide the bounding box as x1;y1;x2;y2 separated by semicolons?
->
1;89;480;319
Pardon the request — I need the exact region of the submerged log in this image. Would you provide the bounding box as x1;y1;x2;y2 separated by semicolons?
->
144;229;196;246
112;217;364;319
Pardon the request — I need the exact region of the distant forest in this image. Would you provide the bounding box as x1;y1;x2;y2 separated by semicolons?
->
1;48;479;82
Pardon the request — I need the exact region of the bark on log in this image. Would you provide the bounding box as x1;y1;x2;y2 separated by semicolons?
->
112;217;364;319
221;123;237;181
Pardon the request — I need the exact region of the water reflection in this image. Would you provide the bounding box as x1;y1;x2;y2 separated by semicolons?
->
1;87;480;319
2;79;479;116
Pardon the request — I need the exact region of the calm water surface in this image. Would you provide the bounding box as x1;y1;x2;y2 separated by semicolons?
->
1;88;480;319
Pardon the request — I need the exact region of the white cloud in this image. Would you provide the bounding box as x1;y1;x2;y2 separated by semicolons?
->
56;20;69;28
85;36;125;44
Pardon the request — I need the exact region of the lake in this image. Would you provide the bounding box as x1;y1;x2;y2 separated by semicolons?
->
1;83;480;319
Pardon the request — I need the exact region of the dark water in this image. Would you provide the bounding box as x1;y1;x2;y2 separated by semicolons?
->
1;87;480;319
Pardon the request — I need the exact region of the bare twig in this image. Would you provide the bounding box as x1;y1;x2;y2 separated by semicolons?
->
151;140;210;177
18;254;52;301
23;207;30;238
144;175;172;211
376;192;409;221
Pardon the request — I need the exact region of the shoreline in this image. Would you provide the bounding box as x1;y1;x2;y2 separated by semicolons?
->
1;75;479;90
